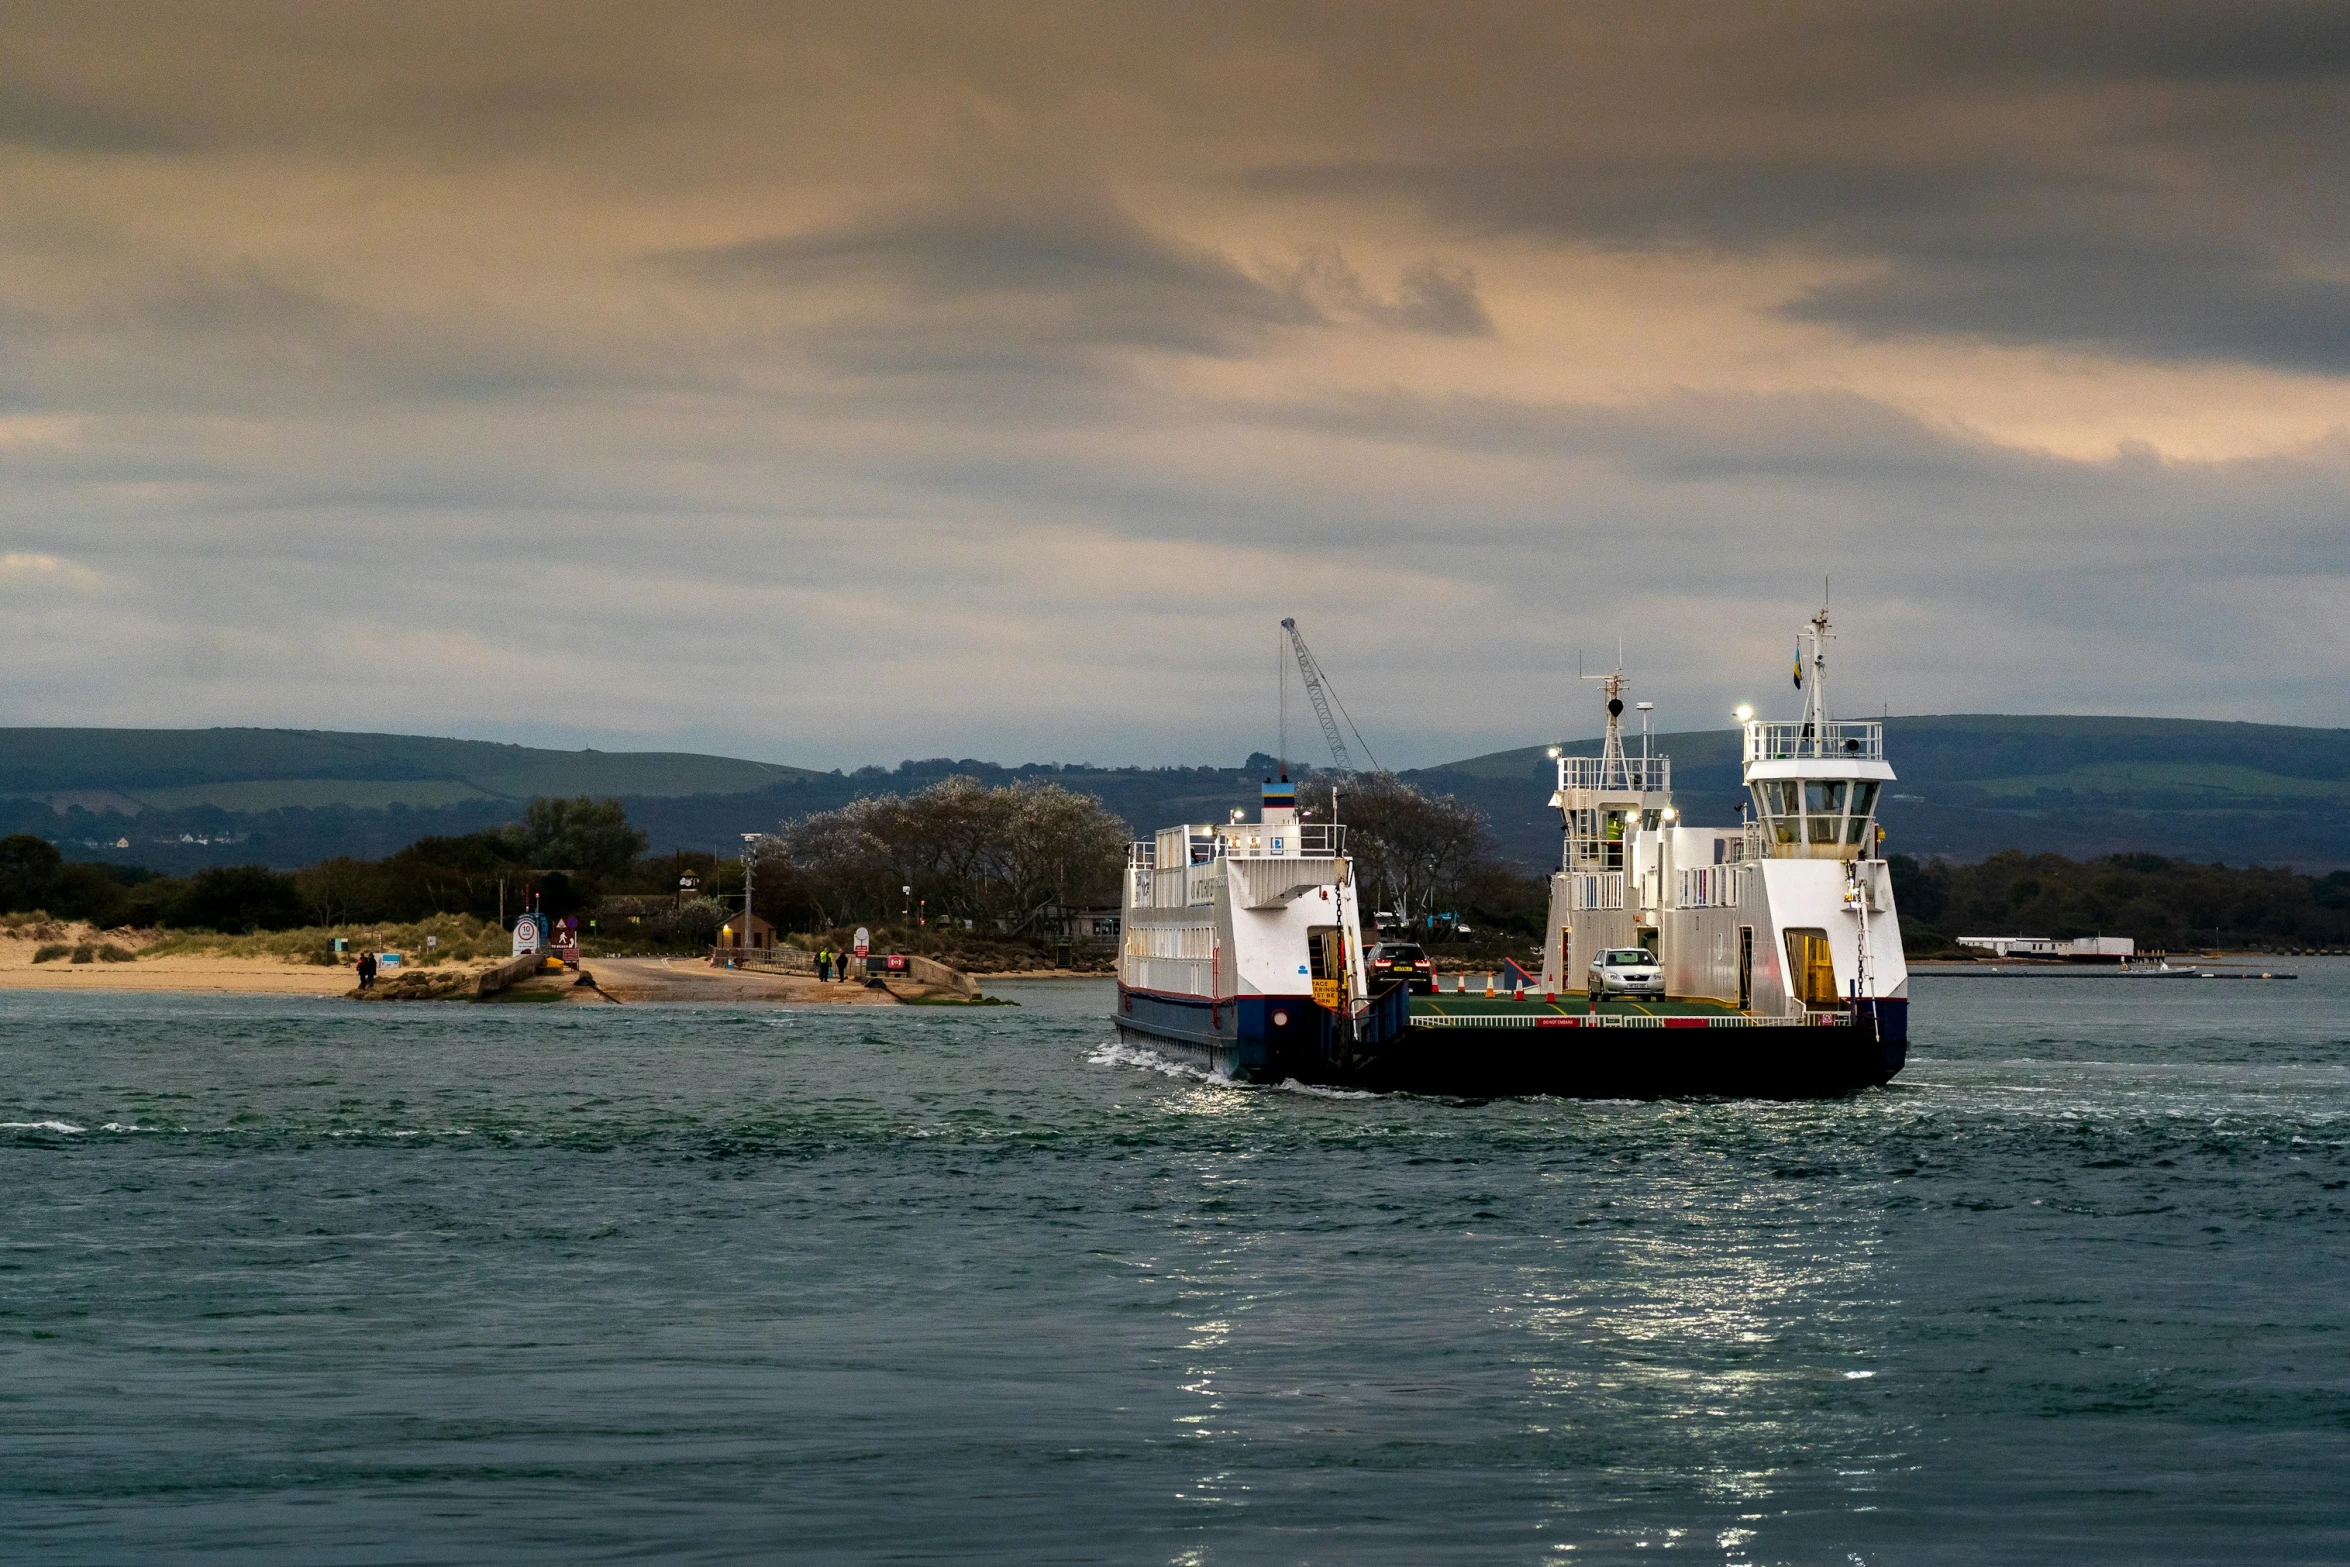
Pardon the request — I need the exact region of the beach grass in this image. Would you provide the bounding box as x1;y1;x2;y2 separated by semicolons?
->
144;913;509;966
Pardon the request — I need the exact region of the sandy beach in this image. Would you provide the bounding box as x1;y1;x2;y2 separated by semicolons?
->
0;926;959;1003
0;925;366;995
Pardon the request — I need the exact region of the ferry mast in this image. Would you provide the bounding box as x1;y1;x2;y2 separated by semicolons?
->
1542;660;1674;994
1797;605;1833;735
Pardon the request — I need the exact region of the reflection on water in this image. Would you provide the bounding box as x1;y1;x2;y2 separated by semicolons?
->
1504;1164;1903;1554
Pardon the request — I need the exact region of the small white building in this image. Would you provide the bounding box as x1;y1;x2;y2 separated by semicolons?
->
1958;934;2134;961
1958;935;2058;958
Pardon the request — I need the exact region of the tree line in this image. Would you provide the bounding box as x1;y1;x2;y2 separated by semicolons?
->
0;774;1553;949
0;797;657;934
757;777;1130;933
1293;773;1542;937
1891;851;2350;953
759;772;1549;946
42;773;2342;959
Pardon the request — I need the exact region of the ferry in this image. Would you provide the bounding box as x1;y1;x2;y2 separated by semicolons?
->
1113;777;1411;1080
1113;609;1908;1097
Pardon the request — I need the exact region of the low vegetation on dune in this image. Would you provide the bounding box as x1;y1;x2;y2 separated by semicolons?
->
1;911;73;942
144;913;510;966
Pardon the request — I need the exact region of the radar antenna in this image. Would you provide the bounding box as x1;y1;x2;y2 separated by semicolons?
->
1581;650;1632;789
1281;618;1382;774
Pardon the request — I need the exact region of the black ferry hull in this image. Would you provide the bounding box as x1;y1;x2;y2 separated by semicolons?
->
1115;982;1904;1100
1114;983;1333;1080
1351;1009;1904;1099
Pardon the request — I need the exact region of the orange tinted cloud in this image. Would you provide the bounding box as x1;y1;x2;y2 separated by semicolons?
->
1;3;2343;762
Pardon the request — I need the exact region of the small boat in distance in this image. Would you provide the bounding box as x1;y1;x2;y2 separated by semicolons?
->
1112;608;1908;1097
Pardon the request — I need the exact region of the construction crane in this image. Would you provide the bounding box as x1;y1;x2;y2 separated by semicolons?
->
1281;617;1383;774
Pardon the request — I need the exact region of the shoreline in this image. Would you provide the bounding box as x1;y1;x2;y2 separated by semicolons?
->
0;931;972;1004
969;968;1110;981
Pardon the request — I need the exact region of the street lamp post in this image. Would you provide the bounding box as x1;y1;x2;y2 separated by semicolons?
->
741;834;759;950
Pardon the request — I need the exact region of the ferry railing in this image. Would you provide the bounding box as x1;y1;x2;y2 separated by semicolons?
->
1677;865;1743;909
1140;823;1354;865
1556;756;1670;793
1564;871;1625;911
1744;720;1882;763
1219;822;1348;858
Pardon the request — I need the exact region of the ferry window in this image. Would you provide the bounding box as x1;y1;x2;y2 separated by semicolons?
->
1849;781;1880;815
1784;928;1838;1006
1773;816;1799;844
1641;809;1661;831
1807;815;1842;844
1756;781;1797;816
1846;816;1871;844
1804;780;1846;814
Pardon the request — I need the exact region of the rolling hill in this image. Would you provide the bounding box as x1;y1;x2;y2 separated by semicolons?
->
0;728;815;814
3;716;2347;873
1412;715;2350;872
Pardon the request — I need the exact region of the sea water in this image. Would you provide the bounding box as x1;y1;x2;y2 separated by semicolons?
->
3;965;2347;1564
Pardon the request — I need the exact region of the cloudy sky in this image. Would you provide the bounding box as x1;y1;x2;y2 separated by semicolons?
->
3;2;2345;769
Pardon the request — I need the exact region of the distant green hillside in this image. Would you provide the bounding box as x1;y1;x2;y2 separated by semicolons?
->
1411;714;2350;870
0;728;819;813
6;716;2348;874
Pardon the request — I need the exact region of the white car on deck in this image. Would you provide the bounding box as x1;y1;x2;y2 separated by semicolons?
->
1588;947;1664;997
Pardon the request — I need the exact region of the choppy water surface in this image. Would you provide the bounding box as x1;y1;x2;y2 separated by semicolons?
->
5;966;2348;1564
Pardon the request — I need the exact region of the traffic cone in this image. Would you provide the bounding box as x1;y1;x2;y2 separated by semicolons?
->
1512;978;1524;1001
1483;974;1495;997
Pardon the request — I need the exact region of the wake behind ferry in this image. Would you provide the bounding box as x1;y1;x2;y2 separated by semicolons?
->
1113;609;1908;1097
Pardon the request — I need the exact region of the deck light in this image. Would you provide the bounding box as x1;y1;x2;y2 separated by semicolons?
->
1546;745;1562;758
1734;703;1755;723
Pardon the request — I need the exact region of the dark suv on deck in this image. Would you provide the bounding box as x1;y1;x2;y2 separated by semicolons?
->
1368;942;1436;994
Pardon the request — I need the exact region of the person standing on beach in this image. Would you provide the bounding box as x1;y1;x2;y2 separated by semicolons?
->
817;948;831;983
357;949;377;991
